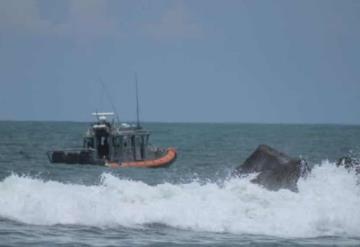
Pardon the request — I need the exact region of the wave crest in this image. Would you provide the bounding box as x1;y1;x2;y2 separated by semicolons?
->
0;161;359;238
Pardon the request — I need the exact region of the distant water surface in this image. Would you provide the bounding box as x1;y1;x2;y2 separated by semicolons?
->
0;121;359;246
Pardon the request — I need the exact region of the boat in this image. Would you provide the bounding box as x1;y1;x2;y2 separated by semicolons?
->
47;112;177;168
47;76;176;168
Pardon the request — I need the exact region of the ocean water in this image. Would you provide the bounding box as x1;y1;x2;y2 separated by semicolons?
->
0;121;359;246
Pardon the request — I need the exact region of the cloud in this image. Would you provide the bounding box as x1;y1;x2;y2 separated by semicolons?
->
0;0;51;34
0;0;202;42
0;0;121;41
55;0;121;40
145;2;202;40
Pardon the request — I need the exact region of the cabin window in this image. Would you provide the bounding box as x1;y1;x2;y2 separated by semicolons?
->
84;138;94;148
113;136;122;147
134;136;143;160
123;136;128;148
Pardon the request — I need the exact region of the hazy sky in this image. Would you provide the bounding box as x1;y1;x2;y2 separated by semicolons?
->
0;0;359;124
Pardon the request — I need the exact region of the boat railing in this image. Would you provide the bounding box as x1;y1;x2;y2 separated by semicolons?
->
47;147;96;152
148;144;166;153
46;148;96;159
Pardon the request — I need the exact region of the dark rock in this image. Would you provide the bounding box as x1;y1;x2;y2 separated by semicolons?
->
337;156;360;174
234;144;310;192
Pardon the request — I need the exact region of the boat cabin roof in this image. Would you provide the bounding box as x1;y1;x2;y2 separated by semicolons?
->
89;111;150;137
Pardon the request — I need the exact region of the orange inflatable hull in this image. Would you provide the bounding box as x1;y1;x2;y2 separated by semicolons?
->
106;148;177;168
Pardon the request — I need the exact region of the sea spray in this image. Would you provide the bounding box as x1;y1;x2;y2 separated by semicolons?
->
0;162;359;238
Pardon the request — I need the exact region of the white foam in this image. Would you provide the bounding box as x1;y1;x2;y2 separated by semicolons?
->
0;161;359;238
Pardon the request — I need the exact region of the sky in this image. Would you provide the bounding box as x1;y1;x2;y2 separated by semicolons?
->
0;0;359;124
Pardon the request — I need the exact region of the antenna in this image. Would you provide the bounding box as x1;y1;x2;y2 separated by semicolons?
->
135;72;141;129
98;77;121;124
95;109;99;121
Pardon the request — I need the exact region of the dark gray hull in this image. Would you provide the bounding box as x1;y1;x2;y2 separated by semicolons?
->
47;149;103;165
47;147;171;167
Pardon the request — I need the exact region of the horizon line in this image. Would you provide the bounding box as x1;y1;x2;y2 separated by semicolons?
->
0;118;359;127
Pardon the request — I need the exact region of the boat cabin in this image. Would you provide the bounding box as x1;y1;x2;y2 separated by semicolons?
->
84;112;150;162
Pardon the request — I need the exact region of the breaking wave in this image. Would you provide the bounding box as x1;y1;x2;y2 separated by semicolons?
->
0;161;359;238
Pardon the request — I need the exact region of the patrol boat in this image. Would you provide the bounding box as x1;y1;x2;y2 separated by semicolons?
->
47;112;177;168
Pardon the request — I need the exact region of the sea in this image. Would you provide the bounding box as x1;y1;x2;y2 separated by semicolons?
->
0;121;359;246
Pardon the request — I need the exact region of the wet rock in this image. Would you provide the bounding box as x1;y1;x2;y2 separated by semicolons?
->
234;144;310;192
337;156;360;174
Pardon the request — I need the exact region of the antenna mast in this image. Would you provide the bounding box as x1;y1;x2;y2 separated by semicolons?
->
135;73;141;128
98;77;121;124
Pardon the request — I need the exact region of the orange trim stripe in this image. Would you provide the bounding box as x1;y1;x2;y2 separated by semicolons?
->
107;148;177;168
